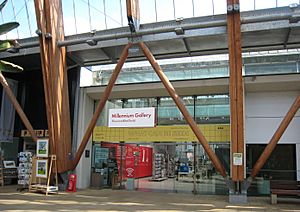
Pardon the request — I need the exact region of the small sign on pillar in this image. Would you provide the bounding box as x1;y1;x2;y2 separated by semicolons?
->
233;153;243;166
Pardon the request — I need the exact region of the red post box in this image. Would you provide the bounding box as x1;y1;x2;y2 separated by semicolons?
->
67;174;77;192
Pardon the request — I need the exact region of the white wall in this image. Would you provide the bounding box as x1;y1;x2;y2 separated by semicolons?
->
245;91;300;144
75;88;94;189
245;91;300;180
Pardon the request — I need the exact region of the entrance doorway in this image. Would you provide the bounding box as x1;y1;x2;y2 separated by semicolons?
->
136;142;229;194
93;141;230;194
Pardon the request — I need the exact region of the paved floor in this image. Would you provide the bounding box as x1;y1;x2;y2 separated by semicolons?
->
0;185;299;212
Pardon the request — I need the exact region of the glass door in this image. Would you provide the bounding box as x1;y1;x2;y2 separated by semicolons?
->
174;143;195;194
194;143;229;195
136;143;176;192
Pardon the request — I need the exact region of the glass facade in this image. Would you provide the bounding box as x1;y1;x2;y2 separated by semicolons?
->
195;95;230;124
246;144;296;195
96;62;229;86
158;96;194;125
89;48;300;196
244;62;298;76
96;95;230;127
93;94;231;194
92;54;300;86
92;91;297;195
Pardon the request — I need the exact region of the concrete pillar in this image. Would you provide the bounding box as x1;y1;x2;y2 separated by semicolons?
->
75;89;94;189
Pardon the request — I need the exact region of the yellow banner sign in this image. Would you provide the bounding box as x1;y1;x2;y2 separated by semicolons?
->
93;124;229;143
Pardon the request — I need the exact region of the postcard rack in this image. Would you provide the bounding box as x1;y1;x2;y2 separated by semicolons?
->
17;151;33;191
29;155;58;195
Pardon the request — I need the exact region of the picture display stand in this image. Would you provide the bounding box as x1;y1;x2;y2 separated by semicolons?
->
29;139;58;195
29;155;58;195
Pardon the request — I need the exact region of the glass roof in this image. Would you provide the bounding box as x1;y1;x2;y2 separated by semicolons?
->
0;0;299;39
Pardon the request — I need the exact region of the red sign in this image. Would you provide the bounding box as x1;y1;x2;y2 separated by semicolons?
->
101;142;152;179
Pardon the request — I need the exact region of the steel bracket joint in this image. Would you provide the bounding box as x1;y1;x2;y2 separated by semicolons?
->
227;4;240;13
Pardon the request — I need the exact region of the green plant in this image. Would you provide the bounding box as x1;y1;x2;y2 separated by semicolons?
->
0;0;37;143
0;0;23;72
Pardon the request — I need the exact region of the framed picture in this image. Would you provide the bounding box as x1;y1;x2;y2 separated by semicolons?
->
36;139;49;157
36;159;48;178
3;160;16;168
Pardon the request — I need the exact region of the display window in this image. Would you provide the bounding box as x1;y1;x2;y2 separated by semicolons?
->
92;95;232;193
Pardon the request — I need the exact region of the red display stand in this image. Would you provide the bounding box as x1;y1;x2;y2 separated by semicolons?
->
101;142;153;179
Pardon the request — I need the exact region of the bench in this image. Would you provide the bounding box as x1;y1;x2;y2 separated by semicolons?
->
270;180;300;204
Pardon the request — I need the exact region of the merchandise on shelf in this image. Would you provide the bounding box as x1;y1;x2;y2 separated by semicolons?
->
152;153;167;180
18;152;33;187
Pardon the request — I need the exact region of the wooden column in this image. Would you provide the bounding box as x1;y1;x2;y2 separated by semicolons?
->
227;0;244;182
251;95;300;178
126;0;140;32
72;43;132;169
139;42;227;178
34;0;54;151
34;0;72;173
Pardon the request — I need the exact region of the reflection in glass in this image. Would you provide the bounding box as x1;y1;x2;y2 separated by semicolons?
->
158;96;194;125
195;95;230;124
246;144;296;195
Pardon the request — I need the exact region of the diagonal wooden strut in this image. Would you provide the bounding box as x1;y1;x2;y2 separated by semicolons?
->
250;95;300;178
0;73;38;142
138;42;227;178
72;43;132;169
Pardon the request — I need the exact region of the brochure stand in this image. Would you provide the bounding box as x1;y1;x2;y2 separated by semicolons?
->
29;155;58;195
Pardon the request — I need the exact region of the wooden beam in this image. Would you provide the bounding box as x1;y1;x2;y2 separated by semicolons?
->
250;95;300;178
227;0;244;182
34;0;55;149
34;0;72;173
227;0;237;181
139;42;227;178
234;0;245;182
126;0;140;32
0;73;38;142
72;43;132;170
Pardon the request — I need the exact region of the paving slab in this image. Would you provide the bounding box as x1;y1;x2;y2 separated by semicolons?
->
0;185;299;212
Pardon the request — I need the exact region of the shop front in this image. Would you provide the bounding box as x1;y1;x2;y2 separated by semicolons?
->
89;95;231;194
91;122;230;194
